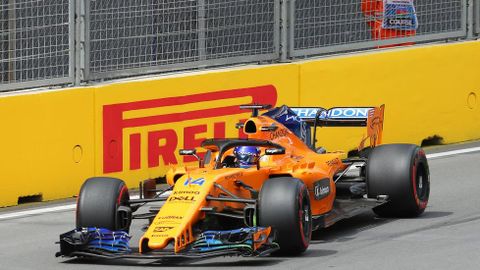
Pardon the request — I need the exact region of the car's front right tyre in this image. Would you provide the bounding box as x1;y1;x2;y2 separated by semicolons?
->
76;177;131;231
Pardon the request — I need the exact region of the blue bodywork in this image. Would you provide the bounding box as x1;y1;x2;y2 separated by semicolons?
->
263;105;311;147
84;227;131;253
57;226;278;258
192;227;269;252
58;227;131;255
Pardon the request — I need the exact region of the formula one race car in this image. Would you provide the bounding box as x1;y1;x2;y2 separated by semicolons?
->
57;104;430;261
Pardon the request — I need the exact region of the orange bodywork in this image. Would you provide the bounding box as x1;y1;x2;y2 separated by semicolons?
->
139;106;385;253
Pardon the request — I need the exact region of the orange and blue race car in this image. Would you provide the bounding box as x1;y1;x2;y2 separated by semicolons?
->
56;104;430;261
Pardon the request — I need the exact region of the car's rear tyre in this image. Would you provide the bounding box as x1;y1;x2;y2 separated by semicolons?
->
76;177;131;231
258;177;312;254
366;144;430;217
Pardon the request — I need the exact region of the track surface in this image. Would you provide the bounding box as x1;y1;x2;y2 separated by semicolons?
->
1;143;480;270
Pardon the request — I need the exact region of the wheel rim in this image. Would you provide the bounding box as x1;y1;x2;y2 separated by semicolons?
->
299;193;311;243
415;165;428;201
116;185;131;231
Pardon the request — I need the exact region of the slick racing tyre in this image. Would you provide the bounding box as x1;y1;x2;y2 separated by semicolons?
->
366;144;430;217
258;177;312;254
76;177;131;231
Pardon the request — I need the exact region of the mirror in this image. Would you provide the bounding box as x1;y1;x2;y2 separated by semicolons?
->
265;148;285;155
179;149;196;155
179;149;204;168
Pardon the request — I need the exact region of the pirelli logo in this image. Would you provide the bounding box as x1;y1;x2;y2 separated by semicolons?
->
103;85;277;173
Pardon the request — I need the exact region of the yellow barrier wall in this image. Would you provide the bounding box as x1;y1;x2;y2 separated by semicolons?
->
0;41;479;207
299;41;480;152
0;89;95;206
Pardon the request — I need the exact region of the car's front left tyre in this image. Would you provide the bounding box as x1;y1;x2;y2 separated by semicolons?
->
258;177;312;255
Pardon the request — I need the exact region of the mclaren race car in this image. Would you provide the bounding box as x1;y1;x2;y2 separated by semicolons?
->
57;104;430;261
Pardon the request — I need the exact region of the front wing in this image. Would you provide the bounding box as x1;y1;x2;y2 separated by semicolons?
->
56;227;279;261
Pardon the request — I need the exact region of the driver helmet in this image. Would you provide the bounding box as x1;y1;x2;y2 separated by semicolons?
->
233;146;261;168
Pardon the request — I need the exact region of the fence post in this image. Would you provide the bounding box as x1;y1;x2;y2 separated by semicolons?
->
198;0;206;62
7;0;16;82
279;0;289;61
477;0;480;35
69;0;75;84
288;0;296;60
467;0;475;38
75;0;88;85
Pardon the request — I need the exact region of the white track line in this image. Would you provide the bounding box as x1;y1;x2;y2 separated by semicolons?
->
0;204;76;220
426;146;480;159
0;194;141;221
1;147;480;221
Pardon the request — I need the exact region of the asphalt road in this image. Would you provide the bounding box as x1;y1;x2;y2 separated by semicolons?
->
1;142;480;270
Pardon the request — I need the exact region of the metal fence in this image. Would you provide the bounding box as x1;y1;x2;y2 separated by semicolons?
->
0;0;73;91
84;0;279;81
0;0;477;92
290;0;466;56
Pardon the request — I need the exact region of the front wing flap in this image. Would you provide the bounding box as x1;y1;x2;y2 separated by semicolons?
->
56;227;278;261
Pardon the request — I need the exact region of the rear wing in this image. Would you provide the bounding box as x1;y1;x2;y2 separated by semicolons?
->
291;106;385;149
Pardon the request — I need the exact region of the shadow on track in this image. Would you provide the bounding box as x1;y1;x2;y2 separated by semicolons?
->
310;210;453;245
416;211;453;219
310;211;393;244
61;211;453;266
62;257;283;267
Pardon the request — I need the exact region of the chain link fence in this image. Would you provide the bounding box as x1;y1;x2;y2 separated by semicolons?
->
0;0;73;91
0;0;476;91
86;0;279;80
291;0;467;56
87;0;200;79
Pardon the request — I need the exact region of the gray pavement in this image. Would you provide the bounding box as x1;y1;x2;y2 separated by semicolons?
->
1;143;480;269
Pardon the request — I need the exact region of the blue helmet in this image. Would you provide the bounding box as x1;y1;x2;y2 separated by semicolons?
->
233;146;261;168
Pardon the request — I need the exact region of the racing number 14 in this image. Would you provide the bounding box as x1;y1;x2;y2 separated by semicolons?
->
184;177;205;186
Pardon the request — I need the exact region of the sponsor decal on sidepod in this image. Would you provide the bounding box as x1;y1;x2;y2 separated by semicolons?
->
313;178;331;200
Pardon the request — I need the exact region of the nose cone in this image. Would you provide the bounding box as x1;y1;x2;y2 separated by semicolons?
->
140;176;208;253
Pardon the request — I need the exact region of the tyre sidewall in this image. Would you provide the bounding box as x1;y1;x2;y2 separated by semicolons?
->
258;177;312;254
76;177;129;230
367;144;430;217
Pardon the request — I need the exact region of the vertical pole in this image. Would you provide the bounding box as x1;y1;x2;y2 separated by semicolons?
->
467;0;474;38
7;0;16;82
279;0;289;61
272;0;280;61
198;0;206;62
288;0;295;59
75;0;87;85
69;0;75;84
84;0;90;82
473;0;480;37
